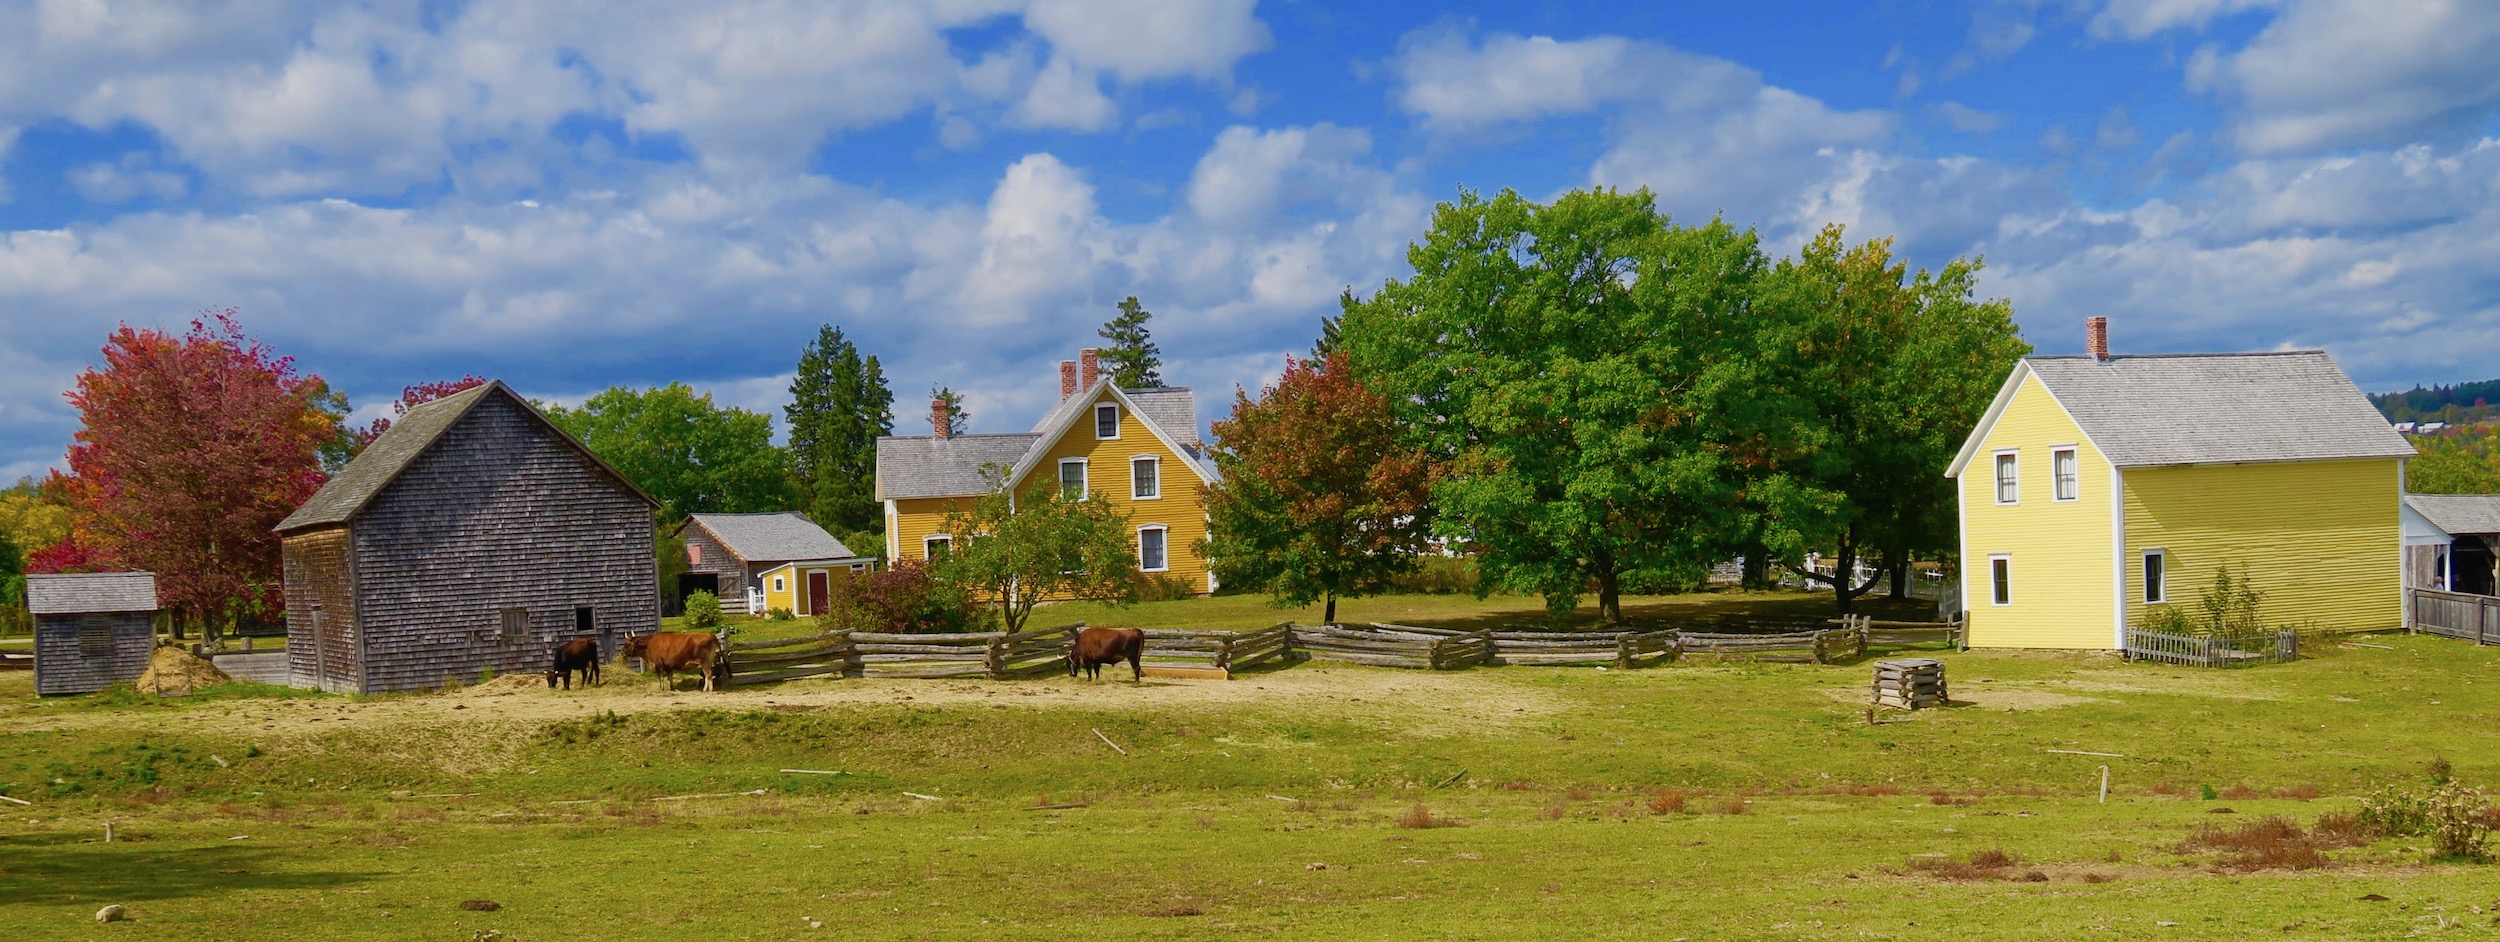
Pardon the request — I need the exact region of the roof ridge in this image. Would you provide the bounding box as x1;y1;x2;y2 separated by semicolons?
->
2028;350;2327;360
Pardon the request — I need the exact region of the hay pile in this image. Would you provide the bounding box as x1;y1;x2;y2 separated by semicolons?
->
135;644;233;695
461;674;548;696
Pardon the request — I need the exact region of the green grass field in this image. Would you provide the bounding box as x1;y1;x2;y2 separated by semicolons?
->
3;589;2495;940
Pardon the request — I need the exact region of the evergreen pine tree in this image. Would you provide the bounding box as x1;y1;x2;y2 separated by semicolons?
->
1097;296;1164;388
785;325;893;535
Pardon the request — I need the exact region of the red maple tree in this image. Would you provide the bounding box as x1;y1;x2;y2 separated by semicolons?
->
61;310;338;639
1201;351;1439;623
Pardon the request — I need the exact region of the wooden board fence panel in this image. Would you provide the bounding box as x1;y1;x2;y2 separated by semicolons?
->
2409;588;2500;645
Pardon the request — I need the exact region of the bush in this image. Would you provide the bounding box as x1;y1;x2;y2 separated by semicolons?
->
821;561;972;634
683;590;724;630
1382;556;1477;595
2358;780;2494;861
1134;572;1199;602
765;607;795;622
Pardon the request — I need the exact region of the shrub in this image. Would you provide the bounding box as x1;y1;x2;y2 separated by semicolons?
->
820;561;973;634
2357;780;2493;861
1647;790;1687;815
765;607;796;622
1381;556;1477;595
1397;804;1446;829
1134;572;1198;602
683;590;724;629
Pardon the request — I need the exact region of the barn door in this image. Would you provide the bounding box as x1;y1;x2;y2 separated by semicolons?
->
807;571;831;616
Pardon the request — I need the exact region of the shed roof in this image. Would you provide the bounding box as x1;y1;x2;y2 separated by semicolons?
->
1950;352;2412;475
276;382;656;533
25;571;159;615
2405;494;2500;536
685;512;860;563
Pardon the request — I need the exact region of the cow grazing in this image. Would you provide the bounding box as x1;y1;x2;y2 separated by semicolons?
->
622;631;725;692
1070;627;1146;682
546;637;601;689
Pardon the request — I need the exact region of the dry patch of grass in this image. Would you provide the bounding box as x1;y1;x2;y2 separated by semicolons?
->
2176;814;2377;871
1903;848;2047;882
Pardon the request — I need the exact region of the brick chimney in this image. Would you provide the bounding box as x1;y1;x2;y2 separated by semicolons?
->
1058;359;1078;401
2087;317;2109;362
930;398;951;439
1079;348;1100;390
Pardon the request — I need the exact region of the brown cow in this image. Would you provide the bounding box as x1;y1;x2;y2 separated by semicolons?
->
546;636;601;689
1070;627;1145;682
622;631;724;692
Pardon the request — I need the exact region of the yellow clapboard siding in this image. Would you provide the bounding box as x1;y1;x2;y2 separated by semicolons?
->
1958;373;2118;649
2122;458;2402;635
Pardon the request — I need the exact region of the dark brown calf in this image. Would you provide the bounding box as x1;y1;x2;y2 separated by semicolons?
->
622;631;724;692
546;636;602;689
1070;627;1145;682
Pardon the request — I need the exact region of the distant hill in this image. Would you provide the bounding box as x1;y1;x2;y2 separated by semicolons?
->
2372;378;2500;425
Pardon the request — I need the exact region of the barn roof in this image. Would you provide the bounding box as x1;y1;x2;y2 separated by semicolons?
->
685;512;862;563
276;381;656;533
2405;494;2500;536
1949;352;2412;475
25;571;159;615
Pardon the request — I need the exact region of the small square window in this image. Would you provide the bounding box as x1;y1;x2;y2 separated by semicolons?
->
1095;403;1120;439
773;576;785;592
924;535;952;561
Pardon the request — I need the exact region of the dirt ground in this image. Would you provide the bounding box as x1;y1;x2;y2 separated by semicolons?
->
0;659;1577;742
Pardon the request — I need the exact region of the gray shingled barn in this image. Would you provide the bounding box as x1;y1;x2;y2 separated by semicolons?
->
28;571;160;696
273;382;660;694
677;512;872;613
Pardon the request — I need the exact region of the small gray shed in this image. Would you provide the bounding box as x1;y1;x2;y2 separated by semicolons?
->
28;572;160;696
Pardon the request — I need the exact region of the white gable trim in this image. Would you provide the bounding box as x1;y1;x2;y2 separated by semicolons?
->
1945;362;2033;479
1945;362;2114;479
1006;380;1216;491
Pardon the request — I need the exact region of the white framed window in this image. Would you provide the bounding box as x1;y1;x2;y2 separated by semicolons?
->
772;576;786;592
1095;403;1120;439
2052;447;2079;502
2143;549;2167;604
1993;451;2019;504
1058;458;1088;499
1989;554;2012;606
923;535;952;560
1131;455;1161;500
1138;525;1169;572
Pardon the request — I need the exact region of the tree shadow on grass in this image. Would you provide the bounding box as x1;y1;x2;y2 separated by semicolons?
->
0;832;370;907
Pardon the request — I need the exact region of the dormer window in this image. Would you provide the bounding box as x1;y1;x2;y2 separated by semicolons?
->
1095;403;1120;439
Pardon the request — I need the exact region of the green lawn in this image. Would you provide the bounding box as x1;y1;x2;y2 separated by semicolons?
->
0;590;2493;940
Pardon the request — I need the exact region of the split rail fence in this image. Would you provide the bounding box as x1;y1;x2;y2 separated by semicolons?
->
1136;624;1294;678
721;629;861;687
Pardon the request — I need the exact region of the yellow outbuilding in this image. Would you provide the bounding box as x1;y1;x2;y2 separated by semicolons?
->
873;349;1218;596
1945;319;2413;649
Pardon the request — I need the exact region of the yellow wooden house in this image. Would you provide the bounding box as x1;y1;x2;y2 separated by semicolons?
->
1944;319;2413;649
756;558;876;618
874;350;1218;595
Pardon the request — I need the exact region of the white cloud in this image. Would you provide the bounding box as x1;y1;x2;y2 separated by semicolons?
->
1392;31;1664;128
2090;0;2283;39
2192;0;2500;155
1934;101;2005;133
1010;54;1119;132
1021;0;1270;83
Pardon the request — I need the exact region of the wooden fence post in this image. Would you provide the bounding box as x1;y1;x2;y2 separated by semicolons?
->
984;637;1006;679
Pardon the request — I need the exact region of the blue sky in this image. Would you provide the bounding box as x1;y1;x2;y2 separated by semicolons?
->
3;0;2498;480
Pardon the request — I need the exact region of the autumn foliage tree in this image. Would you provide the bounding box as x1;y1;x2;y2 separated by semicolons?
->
1202;352;1437;624
61;311;337;642
323;375;489;469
